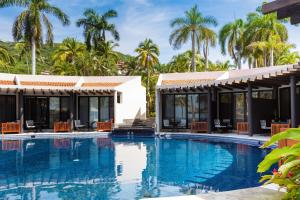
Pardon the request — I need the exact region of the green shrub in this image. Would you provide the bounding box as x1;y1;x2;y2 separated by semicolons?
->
258;128;300;199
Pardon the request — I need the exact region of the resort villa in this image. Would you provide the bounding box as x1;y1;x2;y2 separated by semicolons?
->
0;73;146;133
156;64;300;136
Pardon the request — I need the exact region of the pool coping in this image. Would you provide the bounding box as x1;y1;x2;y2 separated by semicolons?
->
0;131;110;140
157;132;272;147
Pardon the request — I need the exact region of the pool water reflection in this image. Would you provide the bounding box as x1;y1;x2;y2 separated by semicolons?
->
0;137;269;199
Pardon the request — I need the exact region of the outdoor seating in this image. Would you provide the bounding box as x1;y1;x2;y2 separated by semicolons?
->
163;119;171;128
271;123;290;136
54;122;71;133
191;121;208;133
26;120;36;132
260;120;271;133
178;119;186;128
214;119;227;132
2;122;21;135
74;120;86;131
237;122;248;135
223;119;232;128
97;120;113;132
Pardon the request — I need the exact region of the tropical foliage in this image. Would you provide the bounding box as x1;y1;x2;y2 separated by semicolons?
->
169;5;217;72
0;0;70;75
135;39;160;117
258;129;300;199
0;3;299;116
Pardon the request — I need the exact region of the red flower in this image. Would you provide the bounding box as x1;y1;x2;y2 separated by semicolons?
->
273;168;278;176
288;171;293;178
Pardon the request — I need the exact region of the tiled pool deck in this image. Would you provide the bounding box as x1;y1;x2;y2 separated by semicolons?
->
142;185;284;200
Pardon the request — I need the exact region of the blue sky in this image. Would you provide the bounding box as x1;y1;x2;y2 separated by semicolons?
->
0;0;299;65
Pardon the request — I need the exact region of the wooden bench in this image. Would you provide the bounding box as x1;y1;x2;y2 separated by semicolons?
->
271;123;290;136
97;121;113;132
237;122;248;135
2;122;21;135
54;122;71;133
191;122;208;133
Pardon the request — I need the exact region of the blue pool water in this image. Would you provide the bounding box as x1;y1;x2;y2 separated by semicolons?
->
0;137;269;199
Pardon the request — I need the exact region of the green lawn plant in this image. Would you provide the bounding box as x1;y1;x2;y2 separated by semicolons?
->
258;128;300;199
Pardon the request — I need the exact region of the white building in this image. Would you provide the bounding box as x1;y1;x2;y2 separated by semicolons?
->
0;73;146;131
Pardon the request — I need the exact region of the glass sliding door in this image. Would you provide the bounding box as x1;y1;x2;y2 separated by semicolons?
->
49;97;60;128
199;94;208;121
187;94;199;127
234;93;246;123
90;97;99;127
60;97;70;122
0;95;16;123
162;95;175;128
79;97;89;125
100;97;110;122
175;95;187;128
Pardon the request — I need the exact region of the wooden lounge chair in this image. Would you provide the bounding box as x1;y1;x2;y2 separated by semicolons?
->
97;120;113;132
2;122;21;135
237;122;248;134
54;121;71;133
191;121;208;133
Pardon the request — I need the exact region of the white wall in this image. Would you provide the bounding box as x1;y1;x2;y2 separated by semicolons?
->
114;77;146;124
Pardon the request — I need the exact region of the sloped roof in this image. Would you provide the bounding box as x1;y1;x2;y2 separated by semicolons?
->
0;73;139;92
157;64;300;90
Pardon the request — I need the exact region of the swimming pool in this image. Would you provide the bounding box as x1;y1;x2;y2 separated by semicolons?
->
0;136;269;199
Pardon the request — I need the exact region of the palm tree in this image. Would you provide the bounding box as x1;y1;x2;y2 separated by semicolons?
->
135;39;160;117
168;50;203;72
15;41;30;73
201;28;217;70
169;5;217;72
0;0;70;75
277;52;300;65
245;12;288;66
219;19;245;69
76;9;119;51
0;45;15;72
53;38;85;64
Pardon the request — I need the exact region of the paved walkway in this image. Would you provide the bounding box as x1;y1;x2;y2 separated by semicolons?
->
0;131;110;140
142;186;284;200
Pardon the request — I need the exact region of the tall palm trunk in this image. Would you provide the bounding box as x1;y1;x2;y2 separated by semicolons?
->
31;37;36;75
270;47;274;66
204;39;209;71
263;50;267;67
145;57;150;118
191;30;196;72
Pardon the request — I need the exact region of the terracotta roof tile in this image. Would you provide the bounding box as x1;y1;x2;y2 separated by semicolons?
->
20;81;76;87
161;79;214;86
0;80;16;85
82;82;122;87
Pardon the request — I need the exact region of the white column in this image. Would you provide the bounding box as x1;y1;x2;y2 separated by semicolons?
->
155;89;161;133
114;91;118;125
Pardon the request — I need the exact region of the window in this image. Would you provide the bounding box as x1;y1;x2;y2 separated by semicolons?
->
188;94;199;126
49;97;60;128
199;94;208;121
117;92;122;104
234;93;246;122
89;97;99;127
175;95;187;127
100;97;110;122
162;95;175;128
0;95;16;123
